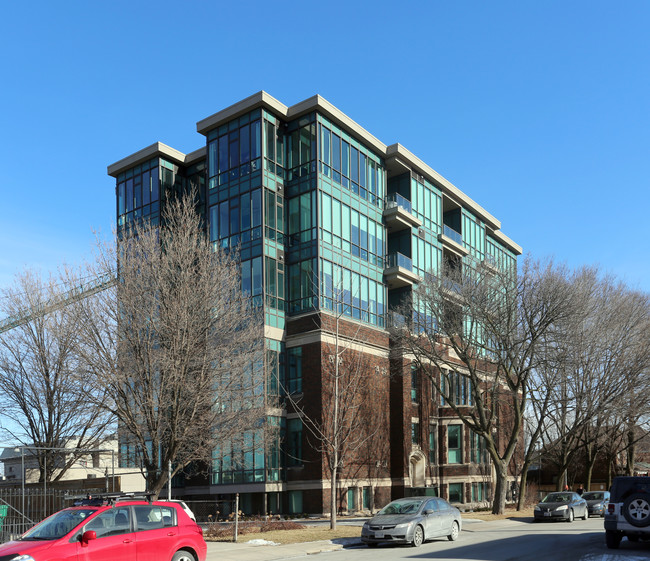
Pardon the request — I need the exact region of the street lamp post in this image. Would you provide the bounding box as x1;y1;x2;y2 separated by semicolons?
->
21;448;24;522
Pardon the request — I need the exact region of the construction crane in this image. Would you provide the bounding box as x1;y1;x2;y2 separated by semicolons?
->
0;272;116;334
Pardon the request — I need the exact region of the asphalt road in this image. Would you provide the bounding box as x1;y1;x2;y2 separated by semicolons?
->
327;516;650;561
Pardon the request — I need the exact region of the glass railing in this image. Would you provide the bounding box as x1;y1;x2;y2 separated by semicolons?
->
385;193;413;214
443;224;463;245
387;311;407;328
443;277;462;294
386;252;413;271
484;254;498;267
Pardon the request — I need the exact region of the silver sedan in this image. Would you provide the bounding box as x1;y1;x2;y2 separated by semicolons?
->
361;496;462;547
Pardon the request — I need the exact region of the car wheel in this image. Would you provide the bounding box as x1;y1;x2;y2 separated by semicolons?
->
411;525;424;547
605;530;622;549
172;551;196;561
623;493;650;527
447;521;459;541
567;509;574;522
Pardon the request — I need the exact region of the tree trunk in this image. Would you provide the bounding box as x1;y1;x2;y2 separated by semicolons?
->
492;460;509;515
517;464;529;511
330;465;337;530
584;450;597;491
556;466;568;491
626;428;636;476
147;466;168;500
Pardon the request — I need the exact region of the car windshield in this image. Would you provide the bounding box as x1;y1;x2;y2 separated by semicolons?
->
582;492;604;500
21;508;97;540
542;493;572;503
378;499;423;515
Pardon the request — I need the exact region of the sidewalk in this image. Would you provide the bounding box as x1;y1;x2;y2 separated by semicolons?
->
205;537;363;561
203;519;488;560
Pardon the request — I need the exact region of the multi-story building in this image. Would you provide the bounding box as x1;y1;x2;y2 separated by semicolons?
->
107;92;522;516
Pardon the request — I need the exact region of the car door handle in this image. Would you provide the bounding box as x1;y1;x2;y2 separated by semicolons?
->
167;532;177;536
123;538;134;544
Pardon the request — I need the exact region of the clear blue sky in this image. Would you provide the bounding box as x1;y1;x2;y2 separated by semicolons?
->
1;0;648;294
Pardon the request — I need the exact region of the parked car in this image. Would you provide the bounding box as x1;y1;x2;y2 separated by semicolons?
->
0;493;207;561
605;476;650;549
533;492;588;522
361;496;461;547
582;491;610;517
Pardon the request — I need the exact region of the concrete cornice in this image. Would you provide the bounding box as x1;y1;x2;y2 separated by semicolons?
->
107;143;207;178
108;92;521;253
107;142;188;177
489;229;522;256
386;143;501;231
286;94;387;155
185;146;206;166
196;91;289;135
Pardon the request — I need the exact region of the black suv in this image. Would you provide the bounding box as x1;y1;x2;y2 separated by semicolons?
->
604;476;650;548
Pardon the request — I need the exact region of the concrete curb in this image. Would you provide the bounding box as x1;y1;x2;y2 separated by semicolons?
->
205;538;364;561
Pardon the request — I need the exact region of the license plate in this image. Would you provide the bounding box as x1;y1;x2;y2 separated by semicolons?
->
544;512;551;517
374;532;384;538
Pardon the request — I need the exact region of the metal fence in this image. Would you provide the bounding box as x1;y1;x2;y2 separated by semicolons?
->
0;489;239;541
0;487;104;543
182;499;237;523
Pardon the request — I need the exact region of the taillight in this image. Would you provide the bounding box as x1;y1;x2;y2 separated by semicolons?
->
607;503;615;514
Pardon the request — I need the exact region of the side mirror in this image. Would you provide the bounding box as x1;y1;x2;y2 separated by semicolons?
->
424;509;434;515
81;530;97;546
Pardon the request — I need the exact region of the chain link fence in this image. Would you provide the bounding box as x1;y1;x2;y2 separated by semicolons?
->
183;499;236;523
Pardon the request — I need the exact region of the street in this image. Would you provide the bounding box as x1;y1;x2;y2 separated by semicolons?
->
322;516;650;561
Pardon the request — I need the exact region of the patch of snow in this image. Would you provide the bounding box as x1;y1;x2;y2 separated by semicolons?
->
246;539;279;546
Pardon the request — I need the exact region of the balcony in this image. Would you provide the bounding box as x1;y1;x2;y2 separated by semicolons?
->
383;193;422;233
481;254;499;274
384;252;421;289
438;225;469;257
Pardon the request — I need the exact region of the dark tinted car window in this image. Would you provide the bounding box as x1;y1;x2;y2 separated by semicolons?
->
84;507;132;538
134;505;176;530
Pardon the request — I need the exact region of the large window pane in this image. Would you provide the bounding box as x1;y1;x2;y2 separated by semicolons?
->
300;193;311;231
240;124;250;164
448;425;462;464
218;135;228;173
252;189;262;227
341;140;349;177
332;134;341;172
252;257;262;296
251;120;261;159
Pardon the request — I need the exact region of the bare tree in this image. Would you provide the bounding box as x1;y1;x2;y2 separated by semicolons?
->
538;277;650;490
285;276;387;529
73;192;264;497
0;269;112;483
393;256;582;514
